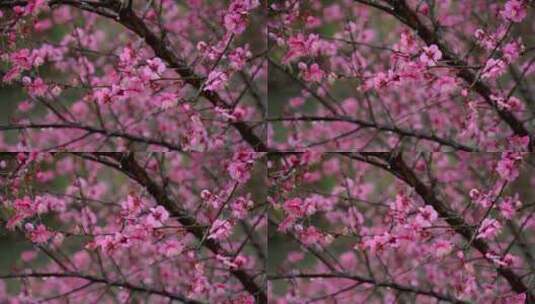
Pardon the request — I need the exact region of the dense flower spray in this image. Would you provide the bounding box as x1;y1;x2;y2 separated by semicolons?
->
0;152;266;303
1;0;535;303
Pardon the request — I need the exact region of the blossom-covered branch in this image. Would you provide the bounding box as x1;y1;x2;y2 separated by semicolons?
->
342;152;533;300
0;0;267;151
268;152;534;303
268;0;535;151
0;152;266;303
77;152;267;303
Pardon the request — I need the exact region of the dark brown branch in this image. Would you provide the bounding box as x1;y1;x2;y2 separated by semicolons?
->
268;273;469;304
0;123;183;151
0;272;203;303
268;116;478;152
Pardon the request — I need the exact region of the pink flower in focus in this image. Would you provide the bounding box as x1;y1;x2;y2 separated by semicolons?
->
157;92;178;110
502;40;524;63
26;224;53;244
223;0;258;34
200;190;212;201
224;10;247;34
231;196;253;219
363;232;399;254
227;161;251;183
499;196;521;219
159;240;184;257
371;71;391;90
208;219;232;240
433;240;453;258
121;195;144;218
21;0;46;15
496;152;523;182
203;70;228;92
24;77;48;97
146;57;166;74
283;198;305;217
486;253;519;268
229;107;247;122
477;218;502;240
283;34;319;63
298;63;324;82
492;95;525;113
13;196;34;218
415;205;438;227
94;87;113;104
501;0;527;23
389;192;413;221
228;46;251;70
420;44;442;66
481;58;506;79
299;226;323;245
146;206;170;228
10;48;33;70
2;67;22;83
118;45;137;67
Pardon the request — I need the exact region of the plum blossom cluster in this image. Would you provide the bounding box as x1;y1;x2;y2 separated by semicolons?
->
0;0;265;152
268;153;535;303
86;195;174;255
1;1;535;304
0;153;266;303
5;195;65;231
268;0;535;151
